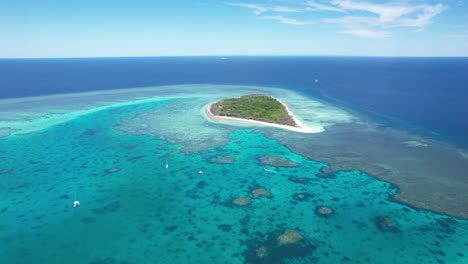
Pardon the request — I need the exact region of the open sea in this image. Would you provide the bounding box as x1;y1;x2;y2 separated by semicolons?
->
0;57;467;264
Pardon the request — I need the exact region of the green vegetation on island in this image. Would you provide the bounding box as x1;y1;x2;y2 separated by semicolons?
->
210;94;298;127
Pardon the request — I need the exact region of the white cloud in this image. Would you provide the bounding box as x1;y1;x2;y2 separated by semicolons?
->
304;1;346;13
329;0;445;28
323;16;387;38
270;6;300;13
228;1;446;38
228;3;266;15
228;3;300;15
391;4;445;28
323;15;378;27
339;28;390;38
331;0;417;24
260;15;312;25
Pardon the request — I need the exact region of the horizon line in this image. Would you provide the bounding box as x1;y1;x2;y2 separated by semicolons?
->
1;54;468;59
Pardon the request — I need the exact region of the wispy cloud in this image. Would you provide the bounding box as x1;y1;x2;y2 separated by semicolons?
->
445;30;468;38
331;0;420;24
228;0;446;38
260;15;313;25
304;1;346;13
227;3;300;15
340;28;390;38
324;1;445;37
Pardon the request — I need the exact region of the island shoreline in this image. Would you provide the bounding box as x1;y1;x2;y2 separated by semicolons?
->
204;98;319;133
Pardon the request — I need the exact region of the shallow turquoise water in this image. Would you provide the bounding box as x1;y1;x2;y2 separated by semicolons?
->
1;99;467;264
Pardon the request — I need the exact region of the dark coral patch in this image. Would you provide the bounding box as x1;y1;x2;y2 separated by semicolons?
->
126;156;145;162
195;181;207;188
88;257;130;264
80;217;96;224
91;201;121;215
218;224;233;232
164;225;178;232
317;167;338;179
374;216;399;233
213;156;235;164
139;223;152;233
436;217;457;234
316;172;336;179
288;177;312;184
82;129;97;136
0;169;11;174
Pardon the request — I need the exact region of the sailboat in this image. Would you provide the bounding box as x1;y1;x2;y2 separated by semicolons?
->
73;190;80;207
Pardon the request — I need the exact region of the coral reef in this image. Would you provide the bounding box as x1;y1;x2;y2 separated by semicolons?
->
232;197;251;206
288;177;312;184
251;188;273;199
315;206;334;217
255;246;268;259
213;156;235;164
276;230;304;246
259;155;300;167
243;229;316;264
374;216;400;232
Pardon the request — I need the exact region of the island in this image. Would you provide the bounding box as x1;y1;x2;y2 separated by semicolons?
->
205;94;314;133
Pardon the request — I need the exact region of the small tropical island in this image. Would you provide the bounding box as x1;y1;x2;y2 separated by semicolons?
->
205;94;314;133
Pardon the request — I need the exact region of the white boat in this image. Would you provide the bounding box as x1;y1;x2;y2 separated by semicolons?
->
198;170;203;174
165;160;169;169
263;168;276;173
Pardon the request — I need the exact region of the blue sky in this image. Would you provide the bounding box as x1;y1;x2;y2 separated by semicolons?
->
1;0;468;58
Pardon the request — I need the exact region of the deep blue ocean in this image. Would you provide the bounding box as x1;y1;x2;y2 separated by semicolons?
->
1;56;467;146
